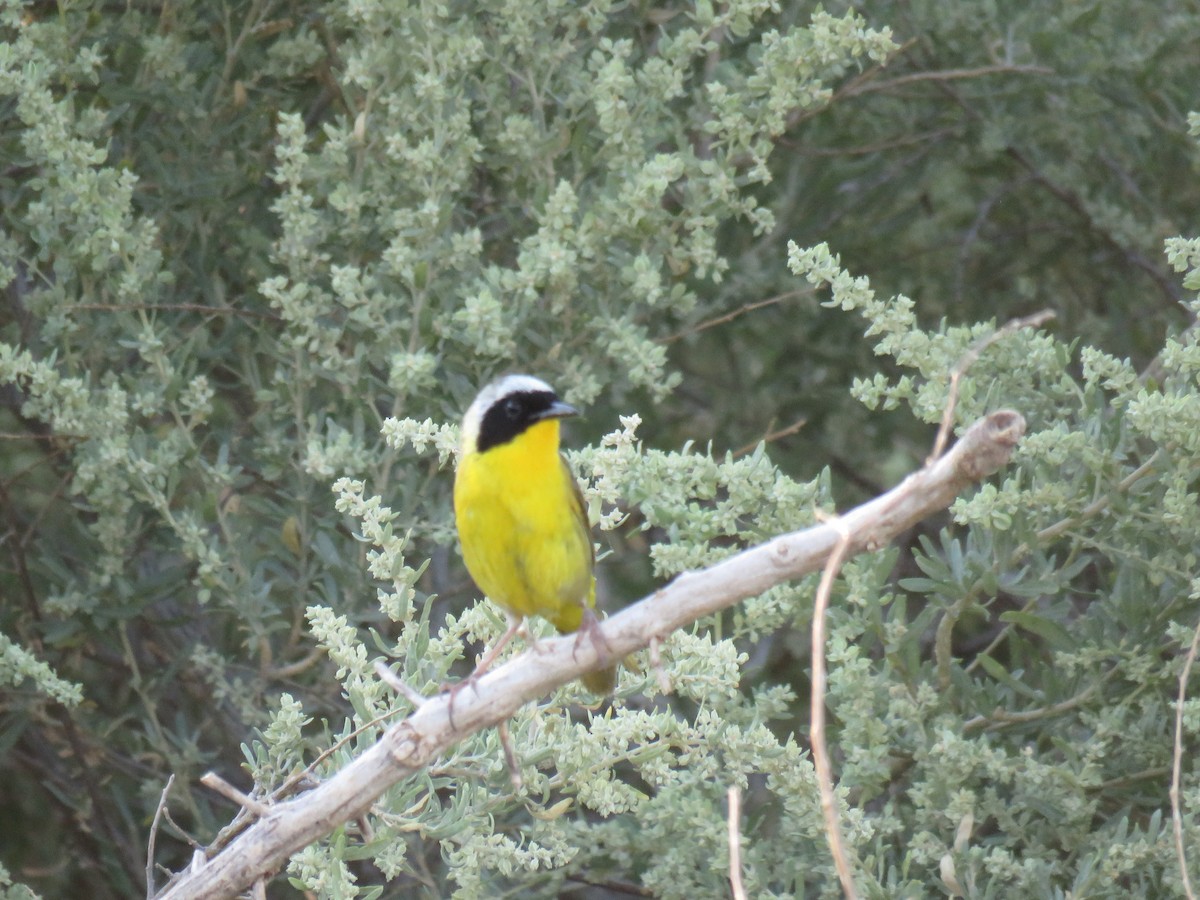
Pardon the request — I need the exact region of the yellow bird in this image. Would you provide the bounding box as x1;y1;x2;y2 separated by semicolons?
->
454;374;615;694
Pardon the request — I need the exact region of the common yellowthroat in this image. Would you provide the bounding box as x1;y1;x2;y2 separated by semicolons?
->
454;374;615;694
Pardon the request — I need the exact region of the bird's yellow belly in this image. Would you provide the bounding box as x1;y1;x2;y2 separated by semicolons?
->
454;439;592;631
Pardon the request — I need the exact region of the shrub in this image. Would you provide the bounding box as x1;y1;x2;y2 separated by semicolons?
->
2;0;1200;896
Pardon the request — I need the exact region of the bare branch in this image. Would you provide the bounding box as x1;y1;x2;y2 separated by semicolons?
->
146;775;176;900
155;410;1025;900
200;773;271;819
810;520;857;898
374;660;428;708
728;785;747;900
1173;619;1200;900
930;311;1053;463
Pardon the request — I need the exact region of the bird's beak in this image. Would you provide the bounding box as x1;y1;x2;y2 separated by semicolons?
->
535;400;579;421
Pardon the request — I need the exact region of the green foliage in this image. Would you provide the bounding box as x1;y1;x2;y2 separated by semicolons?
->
0;860;39;900
4;0;1200;897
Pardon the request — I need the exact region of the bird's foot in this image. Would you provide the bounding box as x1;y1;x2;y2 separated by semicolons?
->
443;614;524;727
573;608;612;663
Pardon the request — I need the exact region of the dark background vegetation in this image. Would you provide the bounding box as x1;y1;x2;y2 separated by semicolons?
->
3;0;1200;895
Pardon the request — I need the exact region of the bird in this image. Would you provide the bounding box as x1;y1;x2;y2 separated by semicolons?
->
453;373;616;695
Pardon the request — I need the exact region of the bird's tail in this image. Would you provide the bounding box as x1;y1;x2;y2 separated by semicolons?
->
580;663;617;695
552;607;618;696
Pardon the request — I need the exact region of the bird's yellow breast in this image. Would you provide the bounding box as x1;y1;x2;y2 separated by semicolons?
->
454;419;594;633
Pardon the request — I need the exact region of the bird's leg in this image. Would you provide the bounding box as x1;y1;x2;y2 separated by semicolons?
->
472;613;524;677
519;619;549;654
572;607;612;667
446;613;524;727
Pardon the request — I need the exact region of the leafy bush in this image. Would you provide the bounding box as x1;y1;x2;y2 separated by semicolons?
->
3;0;1200;897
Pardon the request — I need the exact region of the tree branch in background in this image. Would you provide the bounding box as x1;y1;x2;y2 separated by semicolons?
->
154;410;1026;900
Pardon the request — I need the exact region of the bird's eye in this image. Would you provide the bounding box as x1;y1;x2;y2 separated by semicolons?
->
503;397;522;420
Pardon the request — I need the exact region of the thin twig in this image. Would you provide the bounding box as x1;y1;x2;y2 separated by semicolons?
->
724;787;744;897
269;704;406;805
840;63;1055;98
648;635;671;694
374;660;429;707
354;815;375;843
1172;618;1200;900
928;312;1052;688
785;46;1051;132
1005;146;1185;311
264;647;325;680
1033;453;1159;545
733;416;808;458
146;774;176;900
728;785;747;900
962;678;1106;732
498;720;523;790
810;518;857;899
208;698;412;857
789;126;958;157
200;773;271;818
661;290;813;343
929;310;1054;463
162;806;203;850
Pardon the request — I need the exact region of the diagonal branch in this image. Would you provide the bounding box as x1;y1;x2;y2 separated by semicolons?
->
154;410;1026;900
